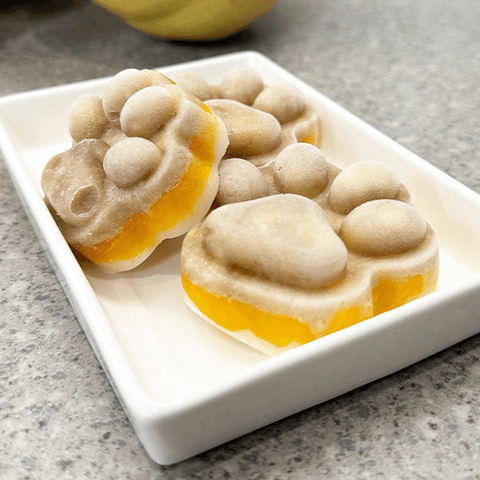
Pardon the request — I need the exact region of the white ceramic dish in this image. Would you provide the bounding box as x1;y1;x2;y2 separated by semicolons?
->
2;51;480;465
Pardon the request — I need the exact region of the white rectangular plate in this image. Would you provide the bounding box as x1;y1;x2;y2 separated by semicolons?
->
2;51;480;465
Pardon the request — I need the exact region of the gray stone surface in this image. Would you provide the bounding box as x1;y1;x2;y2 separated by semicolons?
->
1;0;480;478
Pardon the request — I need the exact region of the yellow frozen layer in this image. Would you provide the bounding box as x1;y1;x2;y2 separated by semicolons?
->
182;266;437;349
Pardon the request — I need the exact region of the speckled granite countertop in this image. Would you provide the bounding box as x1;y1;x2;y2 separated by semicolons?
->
1;0;480;478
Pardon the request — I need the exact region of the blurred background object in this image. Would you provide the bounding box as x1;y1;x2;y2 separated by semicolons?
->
91;0;278;40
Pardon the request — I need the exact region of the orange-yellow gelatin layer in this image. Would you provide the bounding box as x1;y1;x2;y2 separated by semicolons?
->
372;270;436;316
182;269;436;348
323;305;368;337
182;274;317;347
74;115;218;266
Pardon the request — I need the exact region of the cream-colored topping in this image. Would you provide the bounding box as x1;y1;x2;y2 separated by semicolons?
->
273;143;329;198
103;137;161;188
216;158;269;205
253;84;306;124
120;86;176;138
102;69;153;126
201;194;348;289
328;160;402;214
219;67;264;105
68;95;110;143
340;199;427;256
206;99;282;158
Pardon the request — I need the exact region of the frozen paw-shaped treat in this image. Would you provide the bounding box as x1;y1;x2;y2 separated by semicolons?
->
175;67;321;166
42;68;229;272
181;193;439;356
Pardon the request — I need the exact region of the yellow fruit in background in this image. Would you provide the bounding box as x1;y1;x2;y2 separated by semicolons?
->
92;0;278;40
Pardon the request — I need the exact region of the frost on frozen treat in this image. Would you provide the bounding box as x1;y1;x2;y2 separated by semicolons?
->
41;68;229;272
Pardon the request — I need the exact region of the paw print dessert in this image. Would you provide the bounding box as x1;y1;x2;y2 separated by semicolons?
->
181;149;439;355
42;68;228;272
174;67;322;167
